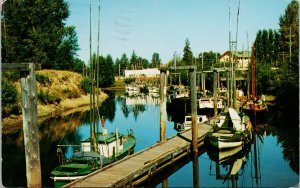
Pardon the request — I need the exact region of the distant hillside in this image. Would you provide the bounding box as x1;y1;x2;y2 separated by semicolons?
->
3;69;108;134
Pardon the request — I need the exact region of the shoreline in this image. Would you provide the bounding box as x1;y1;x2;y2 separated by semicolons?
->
2;92;108;135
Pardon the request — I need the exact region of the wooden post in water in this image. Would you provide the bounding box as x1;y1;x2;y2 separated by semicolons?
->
160;68;167;142
21;63;42;187
233;69;236;109
2;63;42;187
213;70;218;116
189;66;198;155
202;72;206;97
226;70;230;107
247;69;250;99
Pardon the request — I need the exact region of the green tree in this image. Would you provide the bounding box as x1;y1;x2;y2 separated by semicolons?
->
120;53;129;75
55;26;79;70
254;30;263;62
279;0;299;67
98;55;115;87
2;0;79;70
130;51;138;69
150;52;161;68
273;30;281;65
261;29;269;62
268;29;274;63
182;39;193;65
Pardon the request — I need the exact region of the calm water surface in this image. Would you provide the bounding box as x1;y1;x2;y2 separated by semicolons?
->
2;92;299;187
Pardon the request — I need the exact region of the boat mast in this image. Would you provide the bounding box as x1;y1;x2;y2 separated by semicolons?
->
251;45;256;99
95;0;101;153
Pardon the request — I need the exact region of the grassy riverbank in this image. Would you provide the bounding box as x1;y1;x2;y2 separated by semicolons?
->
2;70;108;134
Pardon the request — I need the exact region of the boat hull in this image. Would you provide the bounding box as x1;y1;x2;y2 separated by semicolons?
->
207;129;250;150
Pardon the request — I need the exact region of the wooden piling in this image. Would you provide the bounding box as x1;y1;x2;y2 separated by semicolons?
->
192;153;200;188
202;72;206;97
213;70;218;116
226;70;230;107
160;68;167;142
189;66;198;155
233;69;236;109
20;63;42;187
3;63;42;187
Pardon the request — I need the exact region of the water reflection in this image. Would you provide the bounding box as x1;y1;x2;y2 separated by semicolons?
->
2;93;299;187
206;141;251;187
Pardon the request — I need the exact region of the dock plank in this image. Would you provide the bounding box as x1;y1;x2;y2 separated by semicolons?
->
65;123;212;187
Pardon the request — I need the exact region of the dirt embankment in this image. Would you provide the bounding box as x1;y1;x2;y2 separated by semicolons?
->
2;69;108;134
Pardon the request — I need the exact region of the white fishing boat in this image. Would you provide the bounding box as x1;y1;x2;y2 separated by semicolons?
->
207;108;251;150
175;114;208;131
198;98;224;109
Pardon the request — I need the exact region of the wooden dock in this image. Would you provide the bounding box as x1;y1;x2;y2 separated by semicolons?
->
64;123;212;187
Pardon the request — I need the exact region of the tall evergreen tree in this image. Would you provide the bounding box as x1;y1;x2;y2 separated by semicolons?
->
182;39;193;65
273;30;281;65
254;30;263;61
279;0;299;66
130;51;138;69
261;29;269;62
268;29;274;63
120;53;129;74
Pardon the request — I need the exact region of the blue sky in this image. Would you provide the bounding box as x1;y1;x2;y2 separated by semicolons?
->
66;0;291;64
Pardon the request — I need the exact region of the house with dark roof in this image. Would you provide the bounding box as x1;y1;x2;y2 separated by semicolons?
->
219;51;251;68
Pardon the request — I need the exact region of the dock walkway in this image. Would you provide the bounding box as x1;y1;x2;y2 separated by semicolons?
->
65;124;212;187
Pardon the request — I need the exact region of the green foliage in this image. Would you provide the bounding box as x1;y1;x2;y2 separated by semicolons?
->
123;78;135;85
130;51;138;69
62;88;80;98
150;52;161;68
256;63;277;94
182;39;193;65
36;74;51;86
196;51;219;70
279;0;299;65
38;89;61;104
2;0;80;71
80;77;90;94
1;78;20;117
254;29;280;64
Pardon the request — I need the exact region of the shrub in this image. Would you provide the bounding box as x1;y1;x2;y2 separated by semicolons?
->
1;78;20;117
36;74;51;86
2;78;18;104
123;77;135;85
63;87;80;99
38;89;61;104
80;77;90;94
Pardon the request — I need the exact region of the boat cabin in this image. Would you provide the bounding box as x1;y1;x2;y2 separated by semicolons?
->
81;132;124;158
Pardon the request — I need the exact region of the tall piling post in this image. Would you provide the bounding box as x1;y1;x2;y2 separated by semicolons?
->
233;69;236;109
160;68;167;142
20;63;42;187
190;66;199;187
247;69;250;99
202;72;206;97
213;70;218;116
226;70;230;107
189;66;198;155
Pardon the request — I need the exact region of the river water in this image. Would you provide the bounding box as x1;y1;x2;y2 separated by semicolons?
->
2;91;299;187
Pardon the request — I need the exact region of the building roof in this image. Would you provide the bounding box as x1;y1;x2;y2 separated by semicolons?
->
220;51;251;59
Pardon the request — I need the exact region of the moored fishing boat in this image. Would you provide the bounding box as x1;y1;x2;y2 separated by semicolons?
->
175;114;208;131
207;108;251;150
50;129;136;187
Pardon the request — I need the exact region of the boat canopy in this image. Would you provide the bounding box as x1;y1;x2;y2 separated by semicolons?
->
228;108;243;131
